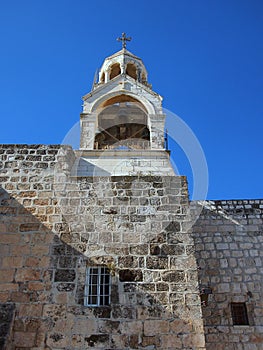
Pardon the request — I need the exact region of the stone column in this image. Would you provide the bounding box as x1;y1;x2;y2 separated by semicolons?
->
149;114;166;149
120;63;125;75
105;70;110;83
80;113;97;150
137;66;141;82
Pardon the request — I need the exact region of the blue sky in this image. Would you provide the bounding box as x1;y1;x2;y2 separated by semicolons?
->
0;0;262;200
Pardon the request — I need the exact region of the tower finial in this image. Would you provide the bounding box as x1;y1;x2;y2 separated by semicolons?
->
117;32;132;49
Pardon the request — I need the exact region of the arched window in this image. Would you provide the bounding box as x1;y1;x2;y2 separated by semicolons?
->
110;63;121;80
126;63;137;80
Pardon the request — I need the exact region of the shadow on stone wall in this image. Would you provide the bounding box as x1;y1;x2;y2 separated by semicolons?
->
0;186;205;349
0;185;56;349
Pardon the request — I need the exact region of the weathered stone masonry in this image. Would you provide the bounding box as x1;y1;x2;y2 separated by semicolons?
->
0;144;206;349
192;200;263;350
1;147;263;350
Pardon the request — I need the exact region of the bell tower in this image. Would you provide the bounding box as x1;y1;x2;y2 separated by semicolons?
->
0;34;207;350
52;35;206;349
78;35;174;176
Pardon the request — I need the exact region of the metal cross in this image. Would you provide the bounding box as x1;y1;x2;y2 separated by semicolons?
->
117;32;132;49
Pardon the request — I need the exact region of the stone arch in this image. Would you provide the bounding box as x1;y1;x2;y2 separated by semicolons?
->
91;92;156;116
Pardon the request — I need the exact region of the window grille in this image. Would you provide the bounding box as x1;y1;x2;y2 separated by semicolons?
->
84;267;111;306
231;302;249;325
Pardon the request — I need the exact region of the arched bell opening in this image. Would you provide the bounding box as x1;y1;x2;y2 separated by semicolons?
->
110;63;121;80
100;72;105;83
141;72;147;83
126;63;137;80
94;100;150;150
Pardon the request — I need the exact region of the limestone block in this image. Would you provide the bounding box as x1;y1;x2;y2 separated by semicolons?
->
144;320;169;336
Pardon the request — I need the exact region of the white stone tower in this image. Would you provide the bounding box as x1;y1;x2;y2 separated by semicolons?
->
78;34;174;177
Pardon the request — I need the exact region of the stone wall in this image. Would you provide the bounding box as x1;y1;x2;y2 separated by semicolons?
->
0;303;15;348
0;144;205;349
192;200;263;350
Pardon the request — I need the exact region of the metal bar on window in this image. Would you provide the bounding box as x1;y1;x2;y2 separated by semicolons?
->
84;267;111;306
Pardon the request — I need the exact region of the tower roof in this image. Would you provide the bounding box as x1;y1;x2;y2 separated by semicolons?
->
104;48;142;62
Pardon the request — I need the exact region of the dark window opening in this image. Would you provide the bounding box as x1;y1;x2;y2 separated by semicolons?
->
126;63;137;80
94;102;150;150
231;302;249;325
94;124;150;150
84;267;111;306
